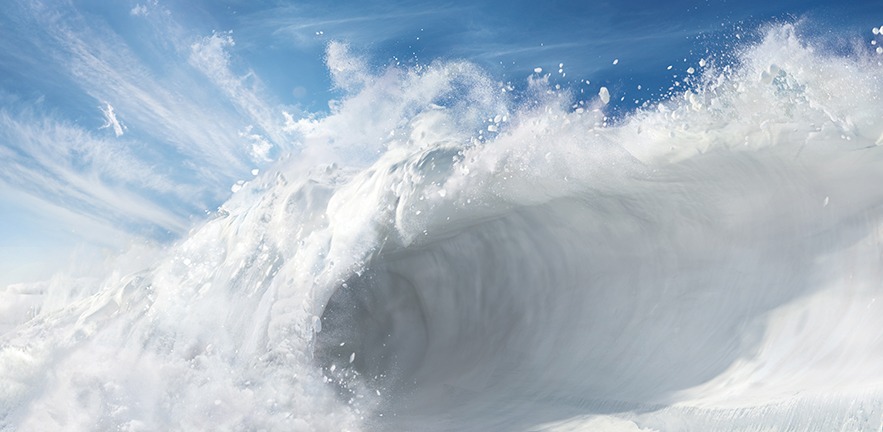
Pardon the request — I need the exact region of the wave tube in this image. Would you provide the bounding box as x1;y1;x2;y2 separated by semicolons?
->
316;149;883;431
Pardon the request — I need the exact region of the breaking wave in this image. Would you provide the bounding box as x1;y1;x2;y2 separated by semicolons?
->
3;23;883;431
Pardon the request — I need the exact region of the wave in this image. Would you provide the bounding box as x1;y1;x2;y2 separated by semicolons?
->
3;23;883;431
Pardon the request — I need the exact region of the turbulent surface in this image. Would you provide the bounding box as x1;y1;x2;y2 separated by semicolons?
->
3;24;883;431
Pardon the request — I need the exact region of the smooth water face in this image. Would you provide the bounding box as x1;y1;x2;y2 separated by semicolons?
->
3;9;883;432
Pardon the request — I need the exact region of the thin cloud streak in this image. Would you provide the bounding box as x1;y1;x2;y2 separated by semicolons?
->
188;31;292;152
0;109;191;236
99;102;125;137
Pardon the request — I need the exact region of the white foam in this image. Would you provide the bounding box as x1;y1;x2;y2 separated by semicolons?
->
598;86;611;104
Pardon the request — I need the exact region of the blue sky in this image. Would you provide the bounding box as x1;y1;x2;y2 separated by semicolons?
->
0;0;879;285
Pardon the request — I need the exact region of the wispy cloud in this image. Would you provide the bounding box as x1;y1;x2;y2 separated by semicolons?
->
232;2;470;50
130;4;148;16
0;0;307;284
36;4;297;169
99;102;125;137
0;108;190;235
48;19;253;176
226;0;707;83
188;31;291;152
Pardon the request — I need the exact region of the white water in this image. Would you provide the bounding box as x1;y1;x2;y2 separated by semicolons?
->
3;24;883;431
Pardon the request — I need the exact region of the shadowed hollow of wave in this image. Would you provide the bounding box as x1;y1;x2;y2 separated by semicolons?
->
314;184;849;427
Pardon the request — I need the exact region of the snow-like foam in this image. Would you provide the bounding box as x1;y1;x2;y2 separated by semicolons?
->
3;23;883;431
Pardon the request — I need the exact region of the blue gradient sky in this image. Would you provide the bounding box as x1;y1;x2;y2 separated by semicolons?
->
1;0;879;285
